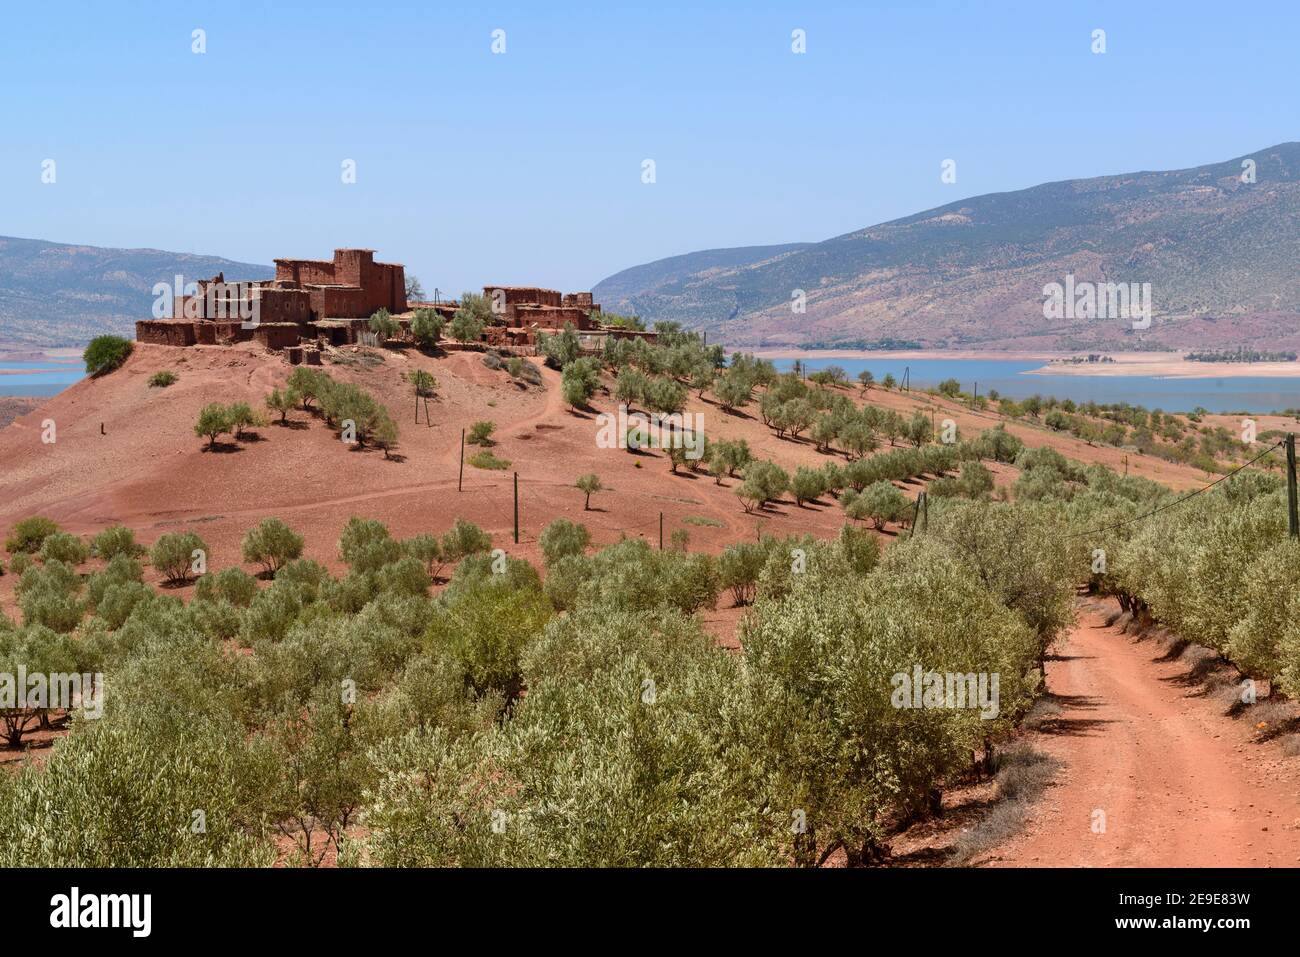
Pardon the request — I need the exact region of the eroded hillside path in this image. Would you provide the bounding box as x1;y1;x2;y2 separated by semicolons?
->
985;601;1300;867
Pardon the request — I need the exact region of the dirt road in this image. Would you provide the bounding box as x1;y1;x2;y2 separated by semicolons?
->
987;602;1300;867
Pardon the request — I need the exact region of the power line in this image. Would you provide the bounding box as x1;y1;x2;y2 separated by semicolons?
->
1065;439;1284;541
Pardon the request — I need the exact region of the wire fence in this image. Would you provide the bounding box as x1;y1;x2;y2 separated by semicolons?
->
1063;439;1286;541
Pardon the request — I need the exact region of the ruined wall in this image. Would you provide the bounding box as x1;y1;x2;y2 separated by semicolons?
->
275;258;338;286
193;322;251;345
485;286;564;309
254;324;303;351
135;320;198;346
515;305;594;330
258;287;312;325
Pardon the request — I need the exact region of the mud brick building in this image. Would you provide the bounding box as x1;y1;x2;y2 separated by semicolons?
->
134;247;636;356
479;286;626;350
136;249;407;352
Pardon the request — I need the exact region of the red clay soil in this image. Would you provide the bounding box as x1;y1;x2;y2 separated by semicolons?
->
0;343;868;621
0;343;1214;627
982;601;1300;867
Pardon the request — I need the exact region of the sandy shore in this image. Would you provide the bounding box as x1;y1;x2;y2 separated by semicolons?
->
747;348;1300;380
748;348;1061;362
1026;353;1300;379
0;347;83;363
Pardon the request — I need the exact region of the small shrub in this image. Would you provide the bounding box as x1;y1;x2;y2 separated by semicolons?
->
83;335;133;376
242;518;305;576
90;525;142;560
149;531;208;585
265;387;299;423
148;370;178;388
194;404;233;450
539;519;591;566
575;473;602;510
5;517;60;555
440;520;493;567
468;451;510;470
194;566;259;608
39;532;89;566
338;518;401;573
682;515;724;528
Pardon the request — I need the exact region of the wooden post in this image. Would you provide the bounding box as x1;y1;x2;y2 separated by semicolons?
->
659;512;664;550
513;472;520;544
1287;434;1298;540
458;429;465;491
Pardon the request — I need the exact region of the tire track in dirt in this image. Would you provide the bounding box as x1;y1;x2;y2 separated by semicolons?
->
984;601;1300;867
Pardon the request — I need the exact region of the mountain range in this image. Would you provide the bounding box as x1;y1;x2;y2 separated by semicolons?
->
5;144;1300;353
593;143;1300;351
0;236;272;348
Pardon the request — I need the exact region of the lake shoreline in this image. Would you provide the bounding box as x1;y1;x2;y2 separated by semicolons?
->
748;348;1300;380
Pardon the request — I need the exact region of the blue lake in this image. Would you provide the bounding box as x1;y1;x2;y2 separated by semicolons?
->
772;357;1300;414
0;361;85;397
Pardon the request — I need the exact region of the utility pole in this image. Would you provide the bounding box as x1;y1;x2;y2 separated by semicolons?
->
458;429;465;491
1287;434;1298;540
513;472;520;544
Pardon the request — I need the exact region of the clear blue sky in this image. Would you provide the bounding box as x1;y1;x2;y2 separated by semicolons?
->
2;0;1295;294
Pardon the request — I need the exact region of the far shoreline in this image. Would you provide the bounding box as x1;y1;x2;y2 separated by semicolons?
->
745;348;1300;380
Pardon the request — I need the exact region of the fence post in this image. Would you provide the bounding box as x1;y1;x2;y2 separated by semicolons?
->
1287;434;1298;540
458;429;465;491
659;512;664;550
514;472;520;544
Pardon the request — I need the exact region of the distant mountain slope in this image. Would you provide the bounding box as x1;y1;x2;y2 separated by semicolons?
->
0;236;272;348
594;143;1300;351
594;242;814;315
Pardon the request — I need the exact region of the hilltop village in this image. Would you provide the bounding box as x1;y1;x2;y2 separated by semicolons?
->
135;247;655;363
